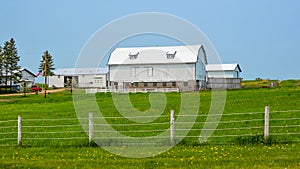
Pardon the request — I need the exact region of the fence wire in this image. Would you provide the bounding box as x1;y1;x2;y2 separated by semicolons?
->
0;110;299;146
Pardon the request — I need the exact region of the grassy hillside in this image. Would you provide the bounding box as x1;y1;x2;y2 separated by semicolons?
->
0;85;299;168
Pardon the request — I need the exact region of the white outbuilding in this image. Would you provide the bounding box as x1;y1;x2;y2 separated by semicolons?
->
108;44;207;92
48;67;108;88
19;68;37;87
206;64;242;89
1;68;36;91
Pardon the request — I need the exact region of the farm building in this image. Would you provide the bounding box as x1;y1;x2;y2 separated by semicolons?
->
18;68;37;87
0;68;36;91
48;67;108;88
206;64;242;89
108;44;207;92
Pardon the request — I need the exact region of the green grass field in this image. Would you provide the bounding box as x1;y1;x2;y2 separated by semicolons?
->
0;81;299;168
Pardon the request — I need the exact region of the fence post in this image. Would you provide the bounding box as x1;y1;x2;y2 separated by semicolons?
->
170;110;175;145
18;115;22;146
89;113;94;143
264;106;270;140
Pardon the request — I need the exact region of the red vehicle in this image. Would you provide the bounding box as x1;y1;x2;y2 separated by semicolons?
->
31;85;42;92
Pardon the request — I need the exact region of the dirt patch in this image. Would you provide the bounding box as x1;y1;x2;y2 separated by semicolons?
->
0;99;12;102
0;88;67;97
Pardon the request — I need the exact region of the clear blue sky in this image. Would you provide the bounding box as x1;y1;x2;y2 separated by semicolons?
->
0;0;299;80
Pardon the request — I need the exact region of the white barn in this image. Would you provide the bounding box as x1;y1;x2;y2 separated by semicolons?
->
108;44;207;92
49;68;108;88
206;64;242;89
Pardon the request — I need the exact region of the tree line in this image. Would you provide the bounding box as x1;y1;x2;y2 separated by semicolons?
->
0;37;55;93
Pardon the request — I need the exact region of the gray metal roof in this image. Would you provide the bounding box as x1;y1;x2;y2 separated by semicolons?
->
206;64;242;72
108;44;204;65
53;67;108;76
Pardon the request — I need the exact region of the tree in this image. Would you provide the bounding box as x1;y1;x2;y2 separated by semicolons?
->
39;50;55;98
64;77;78;93
0;46;3;93
2;38;21;92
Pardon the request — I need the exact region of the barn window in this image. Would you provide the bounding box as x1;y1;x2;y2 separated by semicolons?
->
162;82;167;87
129;52;139;60
144;82;148;87
184;82;188;86
153;82;157;87
146;67;153;76
94;77;102;84
172;82;176;87
166;51;177;59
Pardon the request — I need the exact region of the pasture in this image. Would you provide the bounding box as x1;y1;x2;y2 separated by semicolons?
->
0;82;299;168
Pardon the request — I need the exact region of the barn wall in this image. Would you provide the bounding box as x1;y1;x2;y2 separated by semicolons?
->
207;78;242;89
207;71;237;78
234;67;240;78
21;71;35;84
78;74;106;88
109;63;196;83
49;74;107;88
21;70;35;87
49;76;64;88
195;47;207;83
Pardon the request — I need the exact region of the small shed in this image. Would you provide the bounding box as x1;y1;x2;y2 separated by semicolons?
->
206;64;242;89
206;64;242;78
48;67;108;88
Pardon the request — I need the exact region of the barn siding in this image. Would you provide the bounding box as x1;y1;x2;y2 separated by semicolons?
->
109;63;196;83
49;76;64;88
207;78;242;89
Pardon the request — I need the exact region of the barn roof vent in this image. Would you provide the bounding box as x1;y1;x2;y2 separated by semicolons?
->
166;51;177;59
129;52;139;60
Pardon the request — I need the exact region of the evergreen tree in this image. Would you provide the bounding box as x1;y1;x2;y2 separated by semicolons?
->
39;50;55;98
2;38;21;91
0;45;3;77
39;50;55;77
0;46;3;93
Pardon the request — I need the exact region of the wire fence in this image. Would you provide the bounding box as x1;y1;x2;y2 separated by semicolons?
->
0;108;299;146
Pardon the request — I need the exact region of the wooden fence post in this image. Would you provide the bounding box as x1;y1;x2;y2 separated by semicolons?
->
264;106;270;140
170;110;175;145
89;113;94;143
18;115;22;145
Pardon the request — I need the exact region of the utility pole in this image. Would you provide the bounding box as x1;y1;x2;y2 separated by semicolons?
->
44;54;47;98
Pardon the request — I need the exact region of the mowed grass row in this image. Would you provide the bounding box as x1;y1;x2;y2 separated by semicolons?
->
0;85;299;146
